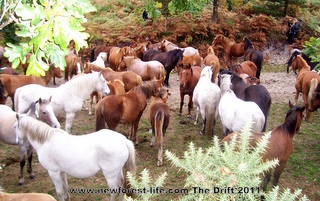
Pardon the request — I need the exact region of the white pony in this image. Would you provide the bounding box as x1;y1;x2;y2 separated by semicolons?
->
91;52;108;67
218;74;265;136
161;39;199;56
14;72;110;133
0;97;60;185
192;64;221;139
14;115;136;201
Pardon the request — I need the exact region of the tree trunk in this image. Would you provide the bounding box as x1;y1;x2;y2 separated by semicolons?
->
212;0;219;23
284;0;289;16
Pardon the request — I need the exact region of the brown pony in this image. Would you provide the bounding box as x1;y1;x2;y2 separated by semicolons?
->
95;80;163;145
180;54;203;68
230;61;257;78
292;55;320;121
87;79;126;115
132;44;147;59
212;35;244;67
309;78;320;112
203;46;220;82
84;63;142;92
0;79;7;104
90;45;113;64
221;101;305;191
108;46;132;71
127;58;165;81
0;64;63;110
179;65;202;117
147;88;170;166
65;53;83;81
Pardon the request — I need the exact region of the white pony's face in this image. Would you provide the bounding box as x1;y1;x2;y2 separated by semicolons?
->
96;72;110;96
201;66;213;79
13;114;26;146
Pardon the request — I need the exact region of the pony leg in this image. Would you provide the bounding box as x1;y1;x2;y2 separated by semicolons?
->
26;145;35;180
48;170;66;201
262;170;271;191
294;89;300;105
272;161;287;188
18;145;27;185
178;93;184;116
103;171;123;201
61;172;70;201
200;108;206;135
194;107;200;125
187;95;193;118
302;93;312;122
130;112;143;145
65;112;75;134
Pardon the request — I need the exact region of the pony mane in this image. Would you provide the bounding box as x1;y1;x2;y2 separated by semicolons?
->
63;72;100;92
134;80;159;99
295;55;310;71
276;106;302;137
289;49;302;57
19;116;64;144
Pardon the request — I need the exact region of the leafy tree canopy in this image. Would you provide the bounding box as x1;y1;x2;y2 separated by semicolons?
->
0;0;96;76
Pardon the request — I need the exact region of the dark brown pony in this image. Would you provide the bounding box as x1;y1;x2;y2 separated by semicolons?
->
65;53;83;81
309;78;320;112
212;35;244;67
84;63;142;92
292;55;320;121
221;101;305;191
0;64;63;110
179;65;202;117
142;49;184;86
230;61;257;78
108;46;132;71
147;88;170;166
0;67;19;75
0;79;7;104
243;37;264;79
95;80;163;145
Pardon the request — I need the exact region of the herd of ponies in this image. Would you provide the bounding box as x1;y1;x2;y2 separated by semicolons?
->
0;36;319;200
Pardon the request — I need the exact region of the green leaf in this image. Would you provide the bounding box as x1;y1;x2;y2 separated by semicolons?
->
29;21;53;51
26;54;48;76
16;4;35;20
46;43;67;69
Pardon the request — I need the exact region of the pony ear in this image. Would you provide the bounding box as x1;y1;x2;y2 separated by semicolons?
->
288;100;294;108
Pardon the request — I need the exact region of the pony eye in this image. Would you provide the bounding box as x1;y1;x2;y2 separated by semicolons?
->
42;112;47;115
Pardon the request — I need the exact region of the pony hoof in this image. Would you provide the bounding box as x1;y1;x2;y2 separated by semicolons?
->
157;161;162;166
194;122;197;125
177;113;182;116
187;115;192;119
18;180;24;186
148;128;152;133
29;173;35;179
199;131;204;135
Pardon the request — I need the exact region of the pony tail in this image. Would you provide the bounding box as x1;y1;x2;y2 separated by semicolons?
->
308;78;318;108
205;105;215;140
123;139;136;191
90;47;96;62
155;111;164;166
95;102;106;131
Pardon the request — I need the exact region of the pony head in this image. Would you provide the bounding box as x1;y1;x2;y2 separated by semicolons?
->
95;72;110;96
33;97;60;129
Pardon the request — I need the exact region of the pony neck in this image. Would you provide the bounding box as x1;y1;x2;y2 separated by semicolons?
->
277;112;299;138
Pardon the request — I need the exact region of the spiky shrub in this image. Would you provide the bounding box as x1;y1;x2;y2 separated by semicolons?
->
126;123;309;201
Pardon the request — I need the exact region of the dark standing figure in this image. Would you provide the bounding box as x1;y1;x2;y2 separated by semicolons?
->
287;21;299;44
243;38;264;79
142;10;148;21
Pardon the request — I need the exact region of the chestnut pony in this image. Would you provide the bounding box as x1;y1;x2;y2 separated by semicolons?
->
84;63;142;92
0;64;63;110
212;35;244;67
178;65;202;118
95;80;163;145
230;61;257;78
65;52;83;81
108;46;132;71
221;102;305;191
147;88;170;166
292;55;320;121
203;46;220;82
